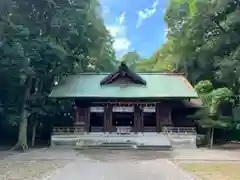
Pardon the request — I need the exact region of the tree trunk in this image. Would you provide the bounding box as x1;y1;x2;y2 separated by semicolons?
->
11;75;33;151
209;128;214;148
12;109;29;151
206;128;211;147
31;119;38;147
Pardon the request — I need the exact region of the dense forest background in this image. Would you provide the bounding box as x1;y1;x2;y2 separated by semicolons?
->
0;0;240;150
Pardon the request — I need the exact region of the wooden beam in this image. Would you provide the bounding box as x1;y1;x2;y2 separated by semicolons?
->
104;106;108;133
156;103;161;132
139;107;144;132
134;105;138;133
93;101;158;105
84;107;90;133
108;104;113;133
75;107;80;124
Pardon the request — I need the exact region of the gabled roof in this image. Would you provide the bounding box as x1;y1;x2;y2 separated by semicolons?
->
49;69;199;99
100;62;146;85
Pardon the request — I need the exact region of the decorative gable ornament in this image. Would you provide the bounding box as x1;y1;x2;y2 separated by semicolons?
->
100;62;146;86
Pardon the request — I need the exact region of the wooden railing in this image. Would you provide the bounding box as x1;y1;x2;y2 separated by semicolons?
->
163;126;196;135
52;127;85;135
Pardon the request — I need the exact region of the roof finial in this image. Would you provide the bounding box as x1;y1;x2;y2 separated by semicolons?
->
120;61;126;66
119;61;127;70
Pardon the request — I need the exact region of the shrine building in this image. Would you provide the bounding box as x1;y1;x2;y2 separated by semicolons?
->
49;62;200;135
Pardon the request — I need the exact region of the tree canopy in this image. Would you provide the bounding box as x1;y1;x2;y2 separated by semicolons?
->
136;0;240;91
133;0;240;145
0;0;116;150
1;0;240;150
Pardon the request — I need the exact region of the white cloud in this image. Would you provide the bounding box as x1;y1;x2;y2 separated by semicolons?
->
136;0;159;28
106;12;131;55
112;37;130;50
119;12;125;25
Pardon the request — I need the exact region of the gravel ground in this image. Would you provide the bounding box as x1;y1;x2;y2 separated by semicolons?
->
0;151;17;160
0;159;67;180
1;148;238;180
0;149;196;180
0;148;77;180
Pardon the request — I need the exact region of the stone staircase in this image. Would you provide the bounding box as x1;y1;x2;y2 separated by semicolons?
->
75;141;138;150
51;133;173;151
51;127;197;150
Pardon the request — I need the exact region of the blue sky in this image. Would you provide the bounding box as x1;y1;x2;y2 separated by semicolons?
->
100;0;168;58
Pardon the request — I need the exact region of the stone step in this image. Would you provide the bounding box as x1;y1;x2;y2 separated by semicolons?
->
93;143;136;147
137;145;173;151
101;142;137;146
75;144;173;151
75;145;136;150
51;133;174;150
172;144;197;149
53;140;77;146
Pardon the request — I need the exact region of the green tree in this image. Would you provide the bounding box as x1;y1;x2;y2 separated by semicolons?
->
165;0;240;86
135;39;178;73
135;57;157;72
193;80;233;148
116;51;142;70
0;0;115;150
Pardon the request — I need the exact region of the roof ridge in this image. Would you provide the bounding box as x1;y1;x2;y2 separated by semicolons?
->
65;72;185;76
137;72;184;75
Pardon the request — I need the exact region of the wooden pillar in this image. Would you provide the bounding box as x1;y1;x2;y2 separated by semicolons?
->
134;105;142;133
108;104;113;133
137;106;140;133
75;107;80;125
156;103;172;132
83;107;90;133
161;107;172;126
168;107;173;126
104;106;108;133
104;104;112;133
74;107;86;133
134;105;138;133
139;107;144;132
156;103;161;132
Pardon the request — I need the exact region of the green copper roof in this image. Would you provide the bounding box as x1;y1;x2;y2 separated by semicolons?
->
49;73;198;98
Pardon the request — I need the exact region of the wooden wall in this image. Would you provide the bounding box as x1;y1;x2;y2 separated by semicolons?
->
133;105;143;133
74;100;188;133
156;103;172;132
75;106;90;133
104;105;112;132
